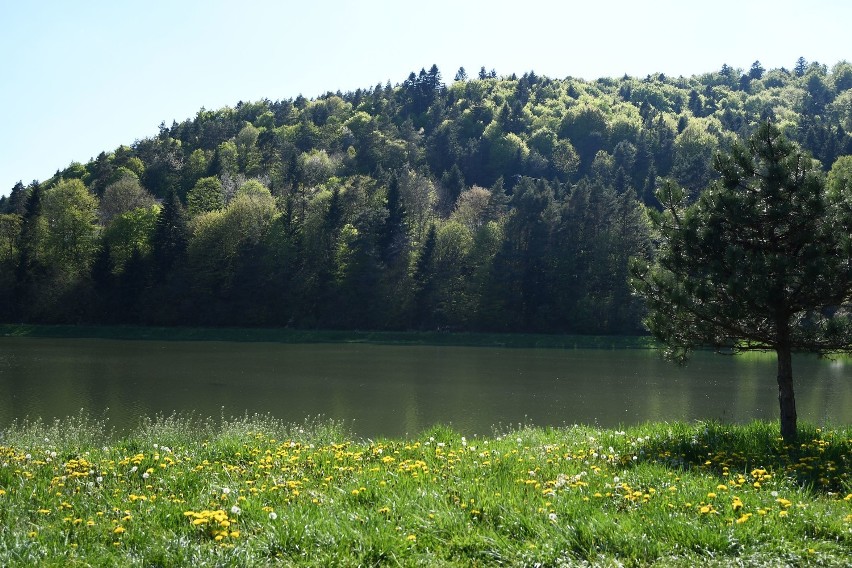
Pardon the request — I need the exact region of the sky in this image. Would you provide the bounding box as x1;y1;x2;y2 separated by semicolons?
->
1;0;850;196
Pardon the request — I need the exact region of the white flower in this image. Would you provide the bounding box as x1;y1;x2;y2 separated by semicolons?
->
130;466;138;473
548;513;558;522
269;512;278;520
221;487;231;495
153;444;158;449
231;505;241;515
96;476;103;484
142;472;150;479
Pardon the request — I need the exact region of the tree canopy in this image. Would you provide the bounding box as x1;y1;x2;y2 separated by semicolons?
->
2;59;852;337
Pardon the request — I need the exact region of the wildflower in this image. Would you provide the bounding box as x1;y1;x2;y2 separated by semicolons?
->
113;526;126;534
736;513;752;524
548;512;558;522
230;505;241;515
406;534;417;542
221;487;231;495
269;512;278;520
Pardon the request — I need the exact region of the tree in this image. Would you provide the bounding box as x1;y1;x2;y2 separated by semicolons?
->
150;190;188;274
0;214;21;262
748;60;765;80
40;178;100;274
794;57;808;77
630;122;852;441
186;176;225;216
100;170;156;224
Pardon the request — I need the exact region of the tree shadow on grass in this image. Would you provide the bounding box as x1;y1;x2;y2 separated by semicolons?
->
627;421;852;494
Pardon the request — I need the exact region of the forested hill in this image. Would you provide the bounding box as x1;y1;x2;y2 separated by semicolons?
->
3;59;852;333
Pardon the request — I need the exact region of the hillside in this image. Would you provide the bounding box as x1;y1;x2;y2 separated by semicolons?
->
2;59;851;332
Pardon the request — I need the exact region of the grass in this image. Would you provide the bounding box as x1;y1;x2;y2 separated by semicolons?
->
0;415;850;566
0;323;657;350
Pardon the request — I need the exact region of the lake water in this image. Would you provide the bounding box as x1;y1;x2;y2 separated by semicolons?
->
1;337;850;437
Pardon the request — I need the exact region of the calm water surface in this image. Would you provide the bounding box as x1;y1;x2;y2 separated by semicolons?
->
1;337;850;437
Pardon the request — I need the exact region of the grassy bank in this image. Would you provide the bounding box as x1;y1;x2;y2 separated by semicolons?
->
0;323;656;350
0;416;850;566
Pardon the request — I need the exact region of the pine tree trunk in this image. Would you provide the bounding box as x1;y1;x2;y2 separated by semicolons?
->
776;345;797;442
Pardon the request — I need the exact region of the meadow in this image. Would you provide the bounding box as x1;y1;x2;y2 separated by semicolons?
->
0;414;850;567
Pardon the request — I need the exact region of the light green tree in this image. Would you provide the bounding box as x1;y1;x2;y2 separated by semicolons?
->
41;178;100;274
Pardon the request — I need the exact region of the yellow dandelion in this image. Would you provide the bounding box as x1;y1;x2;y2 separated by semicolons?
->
113;526;126;534
406;534;417;542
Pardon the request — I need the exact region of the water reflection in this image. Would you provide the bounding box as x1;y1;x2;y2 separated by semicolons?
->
0;338;850;437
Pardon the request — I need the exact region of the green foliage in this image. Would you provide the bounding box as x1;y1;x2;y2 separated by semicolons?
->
631;123;852;439
4;61;852;333
101;205;159;273
40;179;99;274
100;171;155;225
186;176;224;217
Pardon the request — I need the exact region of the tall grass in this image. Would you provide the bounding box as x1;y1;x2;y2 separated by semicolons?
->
0;415;850;566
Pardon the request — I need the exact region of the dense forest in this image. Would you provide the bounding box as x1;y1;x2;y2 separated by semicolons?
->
2;58;852;334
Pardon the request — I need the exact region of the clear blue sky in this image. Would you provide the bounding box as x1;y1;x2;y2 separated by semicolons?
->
1;0;849;196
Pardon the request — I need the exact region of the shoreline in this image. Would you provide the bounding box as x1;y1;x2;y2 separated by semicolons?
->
0;323;657;350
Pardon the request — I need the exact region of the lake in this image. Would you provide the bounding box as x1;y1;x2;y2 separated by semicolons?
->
1;337;851;437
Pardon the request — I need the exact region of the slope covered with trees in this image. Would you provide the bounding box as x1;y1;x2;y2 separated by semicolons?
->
2;59;852;333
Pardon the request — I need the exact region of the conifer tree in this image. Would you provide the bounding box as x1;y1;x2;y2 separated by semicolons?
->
631;122;852;441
